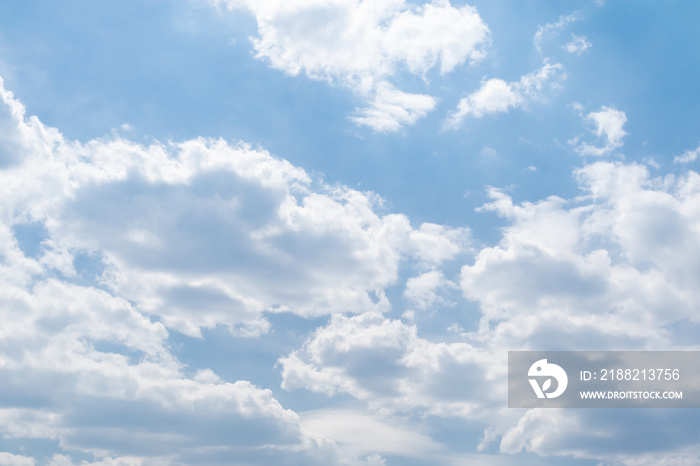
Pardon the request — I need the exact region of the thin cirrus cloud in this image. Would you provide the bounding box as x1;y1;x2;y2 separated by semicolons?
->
209;0;491;131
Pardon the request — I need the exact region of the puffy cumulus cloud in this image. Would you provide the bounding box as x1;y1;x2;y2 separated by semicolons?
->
211;0;490;131
456;160;700;460
499;409;583;456
277;312;539;462
573;106;628;156
0;266;348;465
0;453;36;466
279;312;505;420
0;243;346;464
564;34;592;56
498;408;700;464
0;75;475;464
276;156;700;463
462;160;700;349
444;62;564;129
0;76;469;339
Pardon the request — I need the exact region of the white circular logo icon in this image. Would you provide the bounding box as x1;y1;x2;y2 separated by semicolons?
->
528;359;568;399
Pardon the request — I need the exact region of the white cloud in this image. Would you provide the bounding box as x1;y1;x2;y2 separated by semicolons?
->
350;82;436;132
642;156;660;169
0;75;473;338
481;146;498;159
9;62;700;462
0;274;348;464
564;33;592;56
445;62;564;128
498;408;700;464
601;449;700;466
300;409;439;458
404;270;453;310
574;106;627;156
279;311;506;420
533;13;578;54
279;157;700;462
462;160;700;346
0;453;36;466
46;454;156;465
456;160;700;457
2;34;700;462
0;248;355;461
0;74;481;464
408;222;471;265
674;142;700;164
499;409;581;455
452;78;522;119
210;0;490;131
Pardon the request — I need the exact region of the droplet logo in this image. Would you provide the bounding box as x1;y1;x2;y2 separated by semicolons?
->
528;359;568;399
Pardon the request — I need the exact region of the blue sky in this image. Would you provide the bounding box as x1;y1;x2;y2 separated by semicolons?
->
0;1;699;465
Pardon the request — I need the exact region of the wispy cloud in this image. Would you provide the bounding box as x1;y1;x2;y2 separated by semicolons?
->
674;142;700;163
533;13;578;54
564;33;592;56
